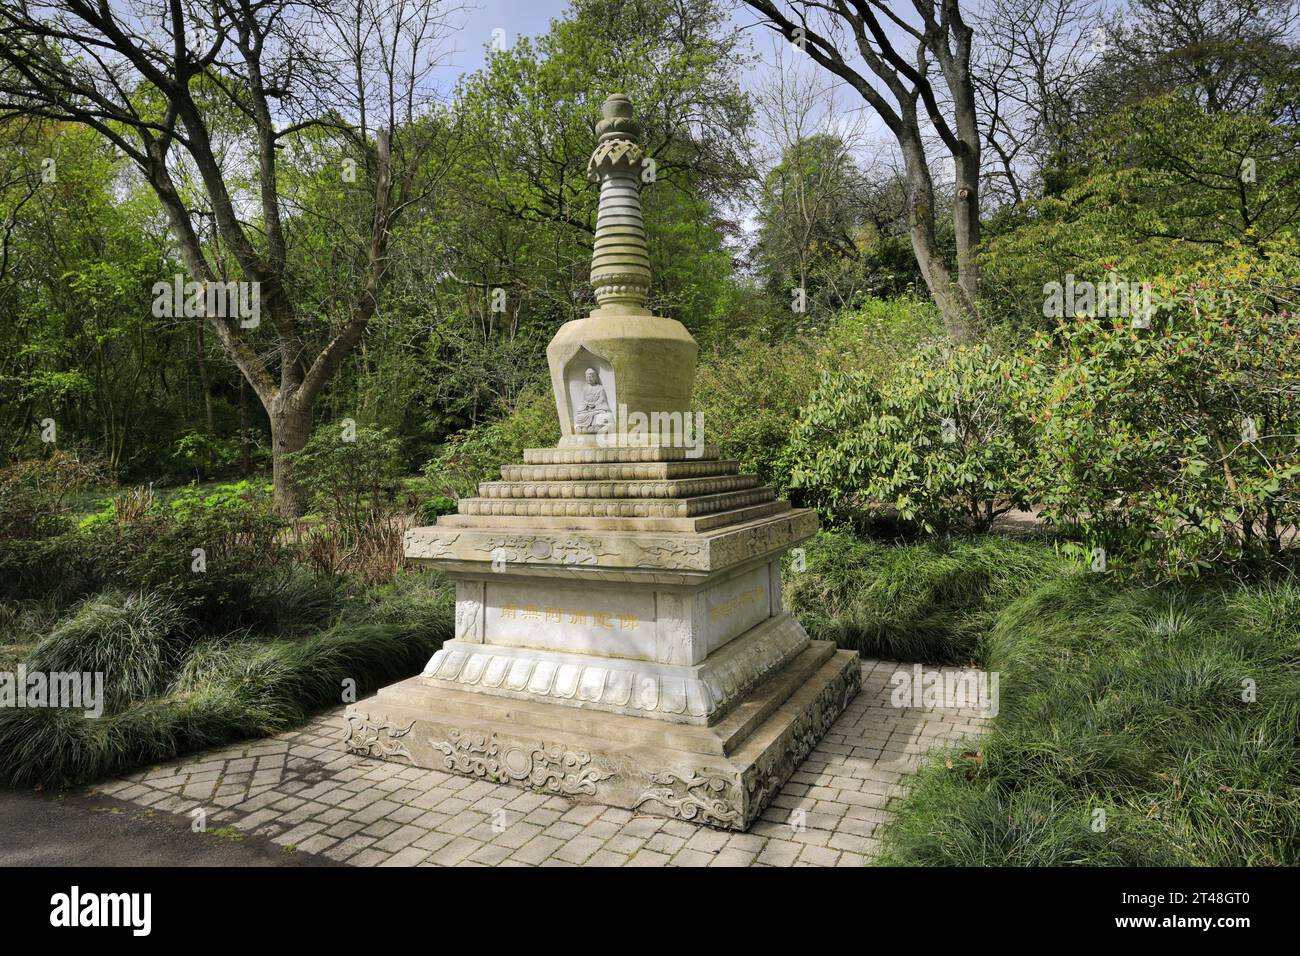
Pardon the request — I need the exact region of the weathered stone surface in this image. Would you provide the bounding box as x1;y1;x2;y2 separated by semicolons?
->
435;500;790;534
404;508;818;576
478;474;760;499
457;487;775;518
501;459;740;482
523;445;721;465
345;643;862;830
421;612;810;725
548;316;698;445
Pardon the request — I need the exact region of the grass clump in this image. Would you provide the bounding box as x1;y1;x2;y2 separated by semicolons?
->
786;530;1067;664
0;571;454;787
877;573;1300;866
27;591;189;706
0;613;451;788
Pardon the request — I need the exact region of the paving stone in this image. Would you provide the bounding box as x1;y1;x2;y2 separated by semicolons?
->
798;844;841;867
428;836;482;866
644;832;685;855
82;663;986;868
709;848;757;867
554;835;605;864
374;824;427;852
295;833;339;855
756;840;801;866
511;835;564;865
586;849;629;867
467;842;515;866
605;834;645;855
379;846;431;867
671;848;714;867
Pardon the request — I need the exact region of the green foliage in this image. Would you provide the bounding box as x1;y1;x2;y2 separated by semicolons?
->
878;572;1300;865
425;386;560;497
419;496;458;524
694;299;943;493
243;565;353;638
349;571;456;634
171;430;239;477
288;424;404;535
0;596;63;671
0;124;203;475
0;477;290;633
787;342;1039;532
1031;243;1300;578
165;479;274;522
694;336;822;492
786;531;1067;664
981;94;1300;334
0;612;451;787
27;591;188;707
0;452;101;540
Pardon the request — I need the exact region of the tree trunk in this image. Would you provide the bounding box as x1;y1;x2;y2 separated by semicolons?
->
195;317;216;471
238;376;253;476
900;136;978;343
270;398;311;518
953;153;981;318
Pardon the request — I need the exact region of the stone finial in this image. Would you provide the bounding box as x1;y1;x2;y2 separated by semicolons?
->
587;93;651;314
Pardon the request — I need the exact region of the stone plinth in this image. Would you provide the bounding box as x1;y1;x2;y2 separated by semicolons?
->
347;640;859;831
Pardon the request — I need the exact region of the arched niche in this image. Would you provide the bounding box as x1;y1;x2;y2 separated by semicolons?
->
565;347;616;435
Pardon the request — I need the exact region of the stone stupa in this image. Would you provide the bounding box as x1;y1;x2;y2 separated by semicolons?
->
345;94;859;829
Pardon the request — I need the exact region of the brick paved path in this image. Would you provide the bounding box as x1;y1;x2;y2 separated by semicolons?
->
87;660;987;867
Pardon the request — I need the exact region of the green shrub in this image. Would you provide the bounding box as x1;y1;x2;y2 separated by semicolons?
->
694;300;942;493
694;334;821;492
786;342;1040;532
27;591;188;706
0;532;100;603
425;385;560;497
0;454;104;601
243;565;353;637
87;499;288;632
786;530;1066;663
288;424;405;536
0;452;101;541
0;595;62;645
419;495;458;523
878;573;1300;866
1032;243;1300;579
347;570;455;633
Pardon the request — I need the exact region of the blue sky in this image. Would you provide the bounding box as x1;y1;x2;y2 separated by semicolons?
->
428;1;892;144
428;1;577;92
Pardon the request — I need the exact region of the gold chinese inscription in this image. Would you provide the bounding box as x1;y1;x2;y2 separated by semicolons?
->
709;584;766;623
499;604;639;630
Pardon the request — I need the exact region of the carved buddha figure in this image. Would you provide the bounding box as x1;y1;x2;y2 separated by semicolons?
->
574;367;612;433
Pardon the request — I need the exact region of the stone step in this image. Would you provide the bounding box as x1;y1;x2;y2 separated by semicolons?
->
435;500;793;533
477;474;760;500
456;487;776;519
523;445;721;465
501;460;740;482
343;643;861;830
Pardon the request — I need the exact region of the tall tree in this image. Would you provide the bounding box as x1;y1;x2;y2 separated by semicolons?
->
0;0;461;514
743;0;983;342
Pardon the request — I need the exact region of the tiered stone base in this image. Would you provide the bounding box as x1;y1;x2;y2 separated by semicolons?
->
347;442;859;830
346;640;860;830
